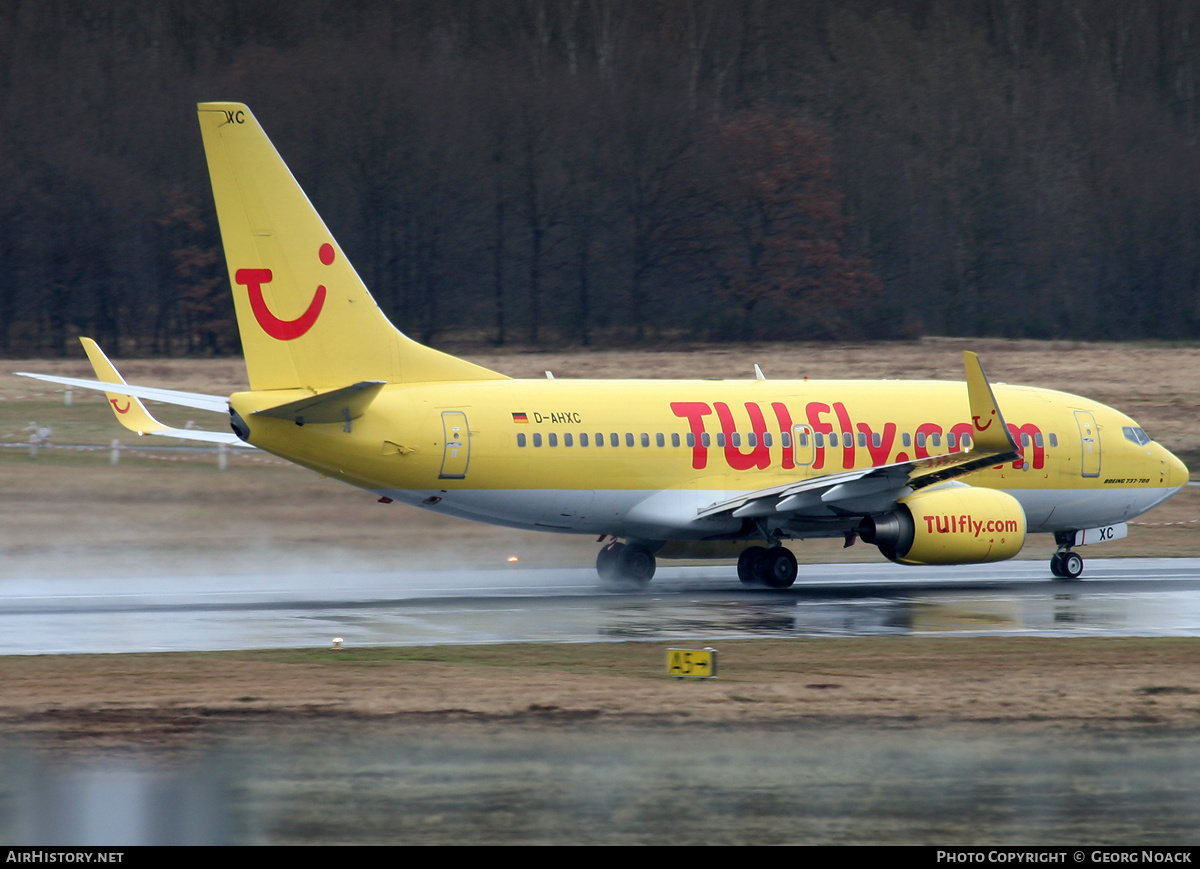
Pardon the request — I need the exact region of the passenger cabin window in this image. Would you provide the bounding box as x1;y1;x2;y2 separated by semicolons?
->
517;433;527;447
1049;433;1058;448
902;433;912;447
641;433;650;447
548;433;558;447
533;433;543;447
625;433;634;447
564;433;573;447
580;433;588;447
947;433;957;449
672;433;681;447
656;433;665;447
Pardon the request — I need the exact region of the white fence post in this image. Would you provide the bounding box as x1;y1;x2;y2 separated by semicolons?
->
110;439;121;466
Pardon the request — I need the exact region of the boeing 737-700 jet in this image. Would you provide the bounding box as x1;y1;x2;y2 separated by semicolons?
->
19;103;1189;586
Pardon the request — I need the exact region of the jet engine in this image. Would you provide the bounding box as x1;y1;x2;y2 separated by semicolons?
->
859;485;1027;566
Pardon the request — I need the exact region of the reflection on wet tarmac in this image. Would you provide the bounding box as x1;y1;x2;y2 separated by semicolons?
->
1;559;1199;654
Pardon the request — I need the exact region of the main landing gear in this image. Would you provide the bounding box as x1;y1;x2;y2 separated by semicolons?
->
595;537;800;588
596;539;656;584
737;545;798;588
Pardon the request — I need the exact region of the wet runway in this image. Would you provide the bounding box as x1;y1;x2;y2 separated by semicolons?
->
3;557;1200;654
7;558;1200;845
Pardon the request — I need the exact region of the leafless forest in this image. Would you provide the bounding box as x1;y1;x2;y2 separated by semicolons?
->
2;0;1198;356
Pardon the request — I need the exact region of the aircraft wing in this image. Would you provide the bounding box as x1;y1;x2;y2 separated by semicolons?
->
698;351;1022;521
16;338;242;446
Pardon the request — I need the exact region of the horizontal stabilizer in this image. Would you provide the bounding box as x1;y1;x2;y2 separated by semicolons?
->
252;381;386;425
15;373;229;414
16;339;243;445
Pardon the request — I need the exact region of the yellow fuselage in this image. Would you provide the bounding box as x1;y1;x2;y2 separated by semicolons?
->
232;378;1187;541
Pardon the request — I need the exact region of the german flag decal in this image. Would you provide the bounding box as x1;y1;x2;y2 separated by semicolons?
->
512;412;529;423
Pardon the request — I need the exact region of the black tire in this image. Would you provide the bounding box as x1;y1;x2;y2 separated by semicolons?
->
762;546;798;589
737;546;767;584
1061;551;1084;579
617;544;656;584
596;542;624;581
1049;552;1065;577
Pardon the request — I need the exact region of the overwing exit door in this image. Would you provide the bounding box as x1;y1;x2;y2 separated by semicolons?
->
439;411;470;479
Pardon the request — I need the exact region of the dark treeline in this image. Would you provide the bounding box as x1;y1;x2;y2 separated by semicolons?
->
2;0;1198;356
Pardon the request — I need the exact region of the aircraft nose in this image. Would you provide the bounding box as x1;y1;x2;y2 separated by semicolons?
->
1164;449;1189;491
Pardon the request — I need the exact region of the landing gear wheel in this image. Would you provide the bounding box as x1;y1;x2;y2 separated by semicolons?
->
737;546;767;584
616;544;656;584
1050;551;1084;580
762;546;798;589
597;541;624;581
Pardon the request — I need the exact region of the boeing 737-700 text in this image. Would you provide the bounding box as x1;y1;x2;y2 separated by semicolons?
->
19;103;1189;586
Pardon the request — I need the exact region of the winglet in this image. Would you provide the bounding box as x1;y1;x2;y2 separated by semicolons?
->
963;351;1019;454
75;338;244;445
80;337;170;436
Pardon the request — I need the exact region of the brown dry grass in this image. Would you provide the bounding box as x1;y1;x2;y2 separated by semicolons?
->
4;638;1200;756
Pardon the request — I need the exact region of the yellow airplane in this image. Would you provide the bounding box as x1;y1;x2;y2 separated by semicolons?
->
19;102;1189;586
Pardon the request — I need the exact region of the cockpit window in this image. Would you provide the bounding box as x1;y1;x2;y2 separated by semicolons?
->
1123;426;1152;446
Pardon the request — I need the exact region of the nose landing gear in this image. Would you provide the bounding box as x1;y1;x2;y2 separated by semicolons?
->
1050;549;1084;579
1050;530;1085;579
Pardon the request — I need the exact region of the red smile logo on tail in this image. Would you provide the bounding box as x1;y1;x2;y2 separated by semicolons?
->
234;244;334;341
110;398;130;414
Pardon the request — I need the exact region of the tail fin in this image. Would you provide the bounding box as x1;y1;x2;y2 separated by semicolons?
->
196;102;506;391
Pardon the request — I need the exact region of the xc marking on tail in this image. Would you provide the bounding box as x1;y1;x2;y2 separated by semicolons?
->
235;246;334;341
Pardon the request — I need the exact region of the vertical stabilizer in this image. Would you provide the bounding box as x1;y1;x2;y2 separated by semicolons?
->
196;102;506;391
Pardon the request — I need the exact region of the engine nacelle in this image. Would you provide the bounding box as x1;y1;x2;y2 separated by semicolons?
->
859;486;1026;566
